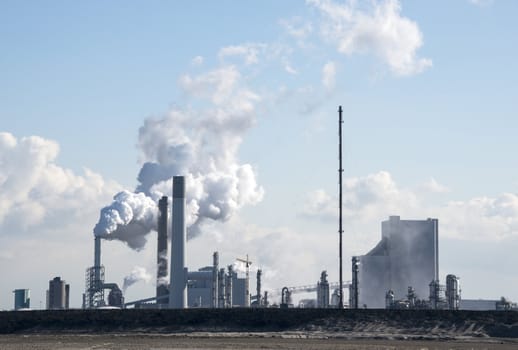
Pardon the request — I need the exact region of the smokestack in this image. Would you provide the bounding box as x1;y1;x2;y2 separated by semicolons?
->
157;196;169;305
256;269;262;307
169;176;187;309
94;236;101;287
212;252;219;308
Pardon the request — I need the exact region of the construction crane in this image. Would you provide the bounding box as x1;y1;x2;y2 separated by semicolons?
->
236;255;252;307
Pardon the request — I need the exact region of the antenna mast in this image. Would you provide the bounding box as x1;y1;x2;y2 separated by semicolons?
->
338;105;344;309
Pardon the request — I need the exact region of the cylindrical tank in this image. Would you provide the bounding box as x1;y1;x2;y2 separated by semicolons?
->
385;290;394;309
446;274;460;310
13;289;30;310
317;270;330;308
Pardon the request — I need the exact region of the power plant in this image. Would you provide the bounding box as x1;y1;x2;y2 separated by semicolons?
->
5;108;515;314
352;216;439;308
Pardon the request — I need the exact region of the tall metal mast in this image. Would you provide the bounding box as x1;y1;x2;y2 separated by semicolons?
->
338;105;344;309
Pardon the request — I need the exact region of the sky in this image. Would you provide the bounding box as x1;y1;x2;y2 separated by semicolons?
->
1;0;518;310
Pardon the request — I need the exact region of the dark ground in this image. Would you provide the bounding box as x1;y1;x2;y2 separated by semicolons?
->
1;309;518;349
1;334;518;350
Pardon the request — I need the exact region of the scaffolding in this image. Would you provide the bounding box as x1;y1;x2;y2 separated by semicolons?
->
85;265;105;308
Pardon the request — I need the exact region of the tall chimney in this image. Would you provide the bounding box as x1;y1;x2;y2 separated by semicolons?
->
256;269;262;307
94;236;101;288
157;196;169;305
212;252;219;308
169;176;187;309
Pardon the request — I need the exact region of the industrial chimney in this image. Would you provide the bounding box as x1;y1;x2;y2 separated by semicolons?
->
94;236;101;288
212;252;219;308
169;176;187;309
157;196;169;305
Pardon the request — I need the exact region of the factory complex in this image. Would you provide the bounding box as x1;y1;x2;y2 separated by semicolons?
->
9;174;515;313
5;108;517;314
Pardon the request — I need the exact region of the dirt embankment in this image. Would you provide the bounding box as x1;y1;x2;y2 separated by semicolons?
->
1;309;518;339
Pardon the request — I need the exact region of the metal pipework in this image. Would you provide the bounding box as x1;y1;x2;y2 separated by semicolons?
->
218;268;226;308
226;265;233;308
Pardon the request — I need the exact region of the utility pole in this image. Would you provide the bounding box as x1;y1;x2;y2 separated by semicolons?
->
338;105;344;309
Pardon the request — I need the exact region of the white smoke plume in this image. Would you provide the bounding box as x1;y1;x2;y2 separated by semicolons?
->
94;191;159;250
122;266;152;292
93;65;264;248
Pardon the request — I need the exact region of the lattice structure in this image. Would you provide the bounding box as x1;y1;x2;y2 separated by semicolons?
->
85;265;105;308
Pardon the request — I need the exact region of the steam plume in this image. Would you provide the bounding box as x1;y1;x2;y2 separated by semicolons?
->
122;266;152;292
93;66;264;249
93;191;158;250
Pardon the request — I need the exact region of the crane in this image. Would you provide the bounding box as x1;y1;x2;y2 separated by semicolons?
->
236;255;252;307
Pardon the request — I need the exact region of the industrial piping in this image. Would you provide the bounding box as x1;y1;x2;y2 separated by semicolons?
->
169;176;187;309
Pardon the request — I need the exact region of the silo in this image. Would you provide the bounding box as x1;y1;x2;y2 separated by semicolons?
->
446;274;460;310
13;289;30;310
48;277;67;310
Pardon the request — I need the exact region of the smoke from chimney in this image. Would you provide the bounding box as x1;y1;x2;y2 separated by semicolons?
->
122;266;152;292
93;191;158;250
92;67;264;249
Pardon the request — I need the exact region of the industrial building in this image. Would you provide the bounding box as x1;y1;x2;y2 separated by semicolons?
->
187;254;249;308
47;277;70;310
460;298;516;311
13;289;30;310
354;216;439;308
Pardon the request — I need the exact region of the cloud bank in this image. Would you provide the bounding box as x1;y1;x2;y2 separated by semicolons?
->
308;0;432;76
301;171;518;242
0;132;119;233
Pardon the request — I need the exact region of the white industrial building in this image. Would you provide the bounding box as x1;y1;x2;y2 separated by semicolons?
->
355;216;439;308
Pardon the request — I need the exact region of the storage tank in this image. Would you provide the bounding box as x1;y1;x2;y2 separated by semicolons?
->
13;289;30;310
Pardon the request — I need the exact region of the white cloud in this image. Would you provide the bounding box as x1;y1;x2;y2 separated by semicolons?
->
419;177;450;193
283;61;298;75
0;132;123;309
279;17;313;40
0;132;120;233
301;171;518;242
322;61;337;90
468;0;494;7
179;66;259;108
308;0;432;76
191;55;204;66
218;43;267;65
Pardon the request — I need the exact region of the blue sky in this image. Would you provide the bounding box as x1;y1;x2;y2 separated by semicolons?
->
1;0;518;309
